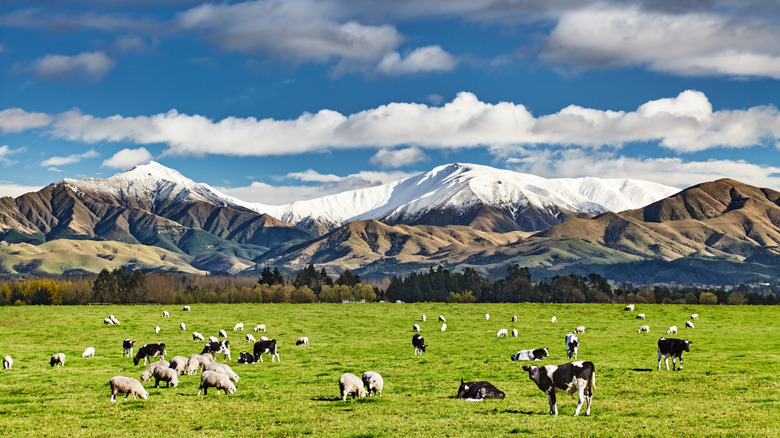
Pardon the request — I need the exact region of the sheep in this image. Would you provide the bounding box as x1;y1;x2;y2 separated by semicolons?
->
110;315;120;325
246;334;256;343
413;324;421;332
667;326;678;334
260;336;269;341
485;314;490;321
512;328;518;337
169;355;188;375
574;326;586;334
203;362;239;382
362;371;383;397
439;315;446;322
339;373;366;401
690;314;699;320
3;356;12;370
185;353;215;375
422;314;426;322
233;323;244;331
163;311;170;318
511;315;518;322
154;326;160;334
182;306;191;311
208;336;219;343
82;347;95;358
104;318;114;325
296;336;309;346
686;321;695;329
253;324;266;332
441;323;447;332
180;322;186;331
624;304;635;311
50;353;65;367
496;329;508;337
109;376;148;402
153;366;179;388
140;359;171;381
193;332;205;341
197;370;236;396
638;325;650;333
219;329;227;339
550;316;557;323
636;313;646;319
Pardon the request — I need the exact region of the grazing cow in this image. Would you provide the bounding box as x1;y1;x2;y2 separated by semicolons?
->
439;315;446;322
565;333;579;360
657;337;692;371
182;306;191;311
550;316;557;323
253;339;280;362
413;324;420;332
574;326;585;334
237;351;258;364
496;329;508;338
685;321;695;329
624;304;635;311
667;326;678;334
133;343;166;366
636;313;646;319
511;315;517;322
511;328;518;337
522;361;595;416
511;347;549;361
412;334;427;355
122;339;135;358
202;341;231;360
456;379;505;400
690;314;699;320
638;325;650;333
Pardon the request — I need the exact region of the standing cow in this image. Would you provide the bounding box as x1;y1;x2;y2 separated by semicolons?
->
657;337;692;371
412;334;427;355
565;333;579;360
522;361;595;416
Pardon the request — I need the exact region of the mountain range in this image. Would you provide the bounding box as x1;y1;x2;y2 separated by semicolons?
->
1;162;778;285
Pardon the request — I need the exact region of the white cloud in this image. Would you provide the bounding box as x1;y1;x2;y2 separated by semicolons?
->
543;5;780;79
0;145;23;166
46;90;780;155
377;45;458;75
21;51;116;82
0;108;52;133
370;147;428;168
40;149;99;167
101;147;153;169
0;183;43;198
287;169;342;183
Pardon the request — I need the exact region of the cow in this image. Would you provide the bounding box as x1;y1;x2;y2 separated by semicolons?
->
624;304;635;311
511;347;549;361
522;361;595;416
253;339;280;363
456;379;505;400
657;337;692;371
122;339;135;358
237;351;258;364
133;343;166;366
202;341;231;360
685;321;695;329
412;334;427;355
565;333;579;360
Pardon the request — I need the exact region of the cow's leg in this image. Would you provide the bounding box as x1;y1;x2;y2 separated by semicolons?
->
657;350;662;370
547;391;558;415
664;356;670;371
672;356;677;371
574;384;585;416
678;355;683;371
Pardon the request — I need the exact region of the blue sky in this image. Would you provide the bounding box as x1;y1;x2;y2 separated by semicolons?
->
1;0;779;205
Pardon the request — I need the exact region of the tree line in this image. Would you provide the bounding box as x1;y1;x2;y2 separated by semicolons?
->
0;264;777;306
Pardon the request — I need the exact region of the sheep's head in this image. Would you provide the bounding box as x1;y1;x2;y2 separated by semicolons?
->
226;384;236;395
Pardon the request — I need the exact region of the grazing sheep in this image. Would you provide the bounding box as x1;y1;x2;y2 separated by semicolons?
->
182;306;191;311
667;326;678;334
496;329;508;338
153;366;179;388
339;373;367;401
203;362;239;382
638;325;650;333
686;321;695;329
253;324;266;332
193;332;205;341
246;334;256;343
422;314;426;322
362;371;383;397
163;311;170;318
441;323;447;332
140;360;171;381
511;315;518;322
219;329;227;338
208;336;219;343
180;322;186;331
197;370;236;396
550;316;557;323
574;326;586;334
260;336;269;341
50;353;65;367
184;354;214;376
154;326;160;334
636;313;646;320
296;336;309;346
169;355;188;375
485;314;490;321
690;314;699;320
82;347;95;358
625;304;635;311
413;324;421;332
512;328;518;337
439;315;446;322
109;376;148;402
3;356;12;370
110;315;120;325
104;318;114;325
233;323;244;331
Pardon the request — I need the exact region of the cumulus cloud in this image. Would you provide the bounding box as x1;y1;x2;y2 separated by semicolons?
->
19;51;116;82
287;169;343;183
0;183;43;198
40;149;99;167
45;90;780;155
101;147;153;169
370;147;428;168
377;45;458;75
0;108;52;133
0;145;23;166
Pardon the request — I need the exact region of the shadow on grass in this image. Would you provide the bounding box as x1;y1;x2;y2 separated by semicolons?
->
500;409;541;415
630;368;654;372
311;396;343;402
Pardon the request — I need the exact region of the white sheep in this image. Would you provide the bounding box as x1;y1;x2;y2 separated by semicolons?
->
110;315;120;325
103;318;114;325
441;323;447;332
339;373;366;401
169;355;188;375
153;366;179;388
203;362;239;382
180;322;186;331
422;314;426;322
82;347;95;358
163;311;170;318
233;323;244;331
193;332;205;341
185;353;215;375
485;314;490;321
208;336;219;343
636;313;646;319
625;304;635;311
667;326;678;334
219;329;227;338
50;353;65;367
511;328;518;337
3;356;12;370
260;336;269;341
691;314;699;320
362;371;383;397
413;324;420;332
197;370;236;396
439;315;446;322
109;376;148;402
686;321;695;329
253;324;266;332
638;325;650;333
246;334;256;343
511;315;518;322
140;360;171;381
154;326;160;334
574;325;585;334
550;316;557;323
496;328;508;337
182;306;191;311
296;336;309;346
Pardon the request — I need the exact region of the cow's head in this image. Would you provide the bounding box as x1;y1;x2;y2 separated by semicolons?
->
538;347;550;358
682;340;692;352
457;379;470;398
522;365;540;383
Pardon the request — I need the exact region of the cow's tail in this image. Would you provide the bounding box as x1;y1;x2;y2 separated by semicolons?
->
590;369;596;393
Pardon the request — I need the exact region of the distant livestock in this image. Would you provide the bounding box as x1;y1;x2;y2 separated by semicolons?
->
339;373;366;401
203;362;239;382
253;324;266;332
565;333;579;360
180;322;186;331
237;351;259;364
197;370;236;396
163;311;169;318
3;356;12;370
109;376;148;402
625;305;635;311
422;314;426;322
246;334;256;343
657;337;692;371
233;323;244;331
50;353;66;367
485;314;490;321
362;371;383;397
685;321;695;329
512;328;518;337
638;325;650;334
140;360;170;382
550;316;557;323
193;332;205;341
439;315;446;322
202;341;231;360
154;326;160;334
219;329;227;338
522;361;595;416
511;347;550;361
440;323;447;332
412;334;427;355
456;379;505;400
109;315;120;325
153;366;179;388
182;306;190;311
253;339;280;362
296;337;309;346
511;315;517;322
82;347;95;358
413;324;420;332
122;339;135;357
169;356;188;375
574;326;585;334
667;326;678;334
690;314;699;320
496;329;508;338
636;313;646;319
208;336;219;343
133;343;166;366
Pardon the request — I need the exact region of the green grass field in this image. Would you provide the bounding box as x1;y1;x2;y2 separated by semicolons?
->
0;303;778;437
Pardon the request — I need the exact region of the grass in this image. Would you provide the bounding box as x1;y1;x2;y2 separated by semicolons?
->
0;303;778;437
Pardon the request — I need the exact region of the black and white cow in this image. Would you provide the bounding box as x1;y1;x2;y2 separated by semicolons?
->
522;361;596;416
412;334;427;355
657;337;692;371
565;332;579;360
202;340;231;360
133;343;166;366
122;339;135;358
253;339;280;362
456;379;505;400
236;351;258;364
511;347;549;361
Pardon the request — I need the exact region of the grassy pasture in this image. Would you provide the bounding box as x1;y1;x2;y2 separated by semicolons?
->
0;303;778;437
